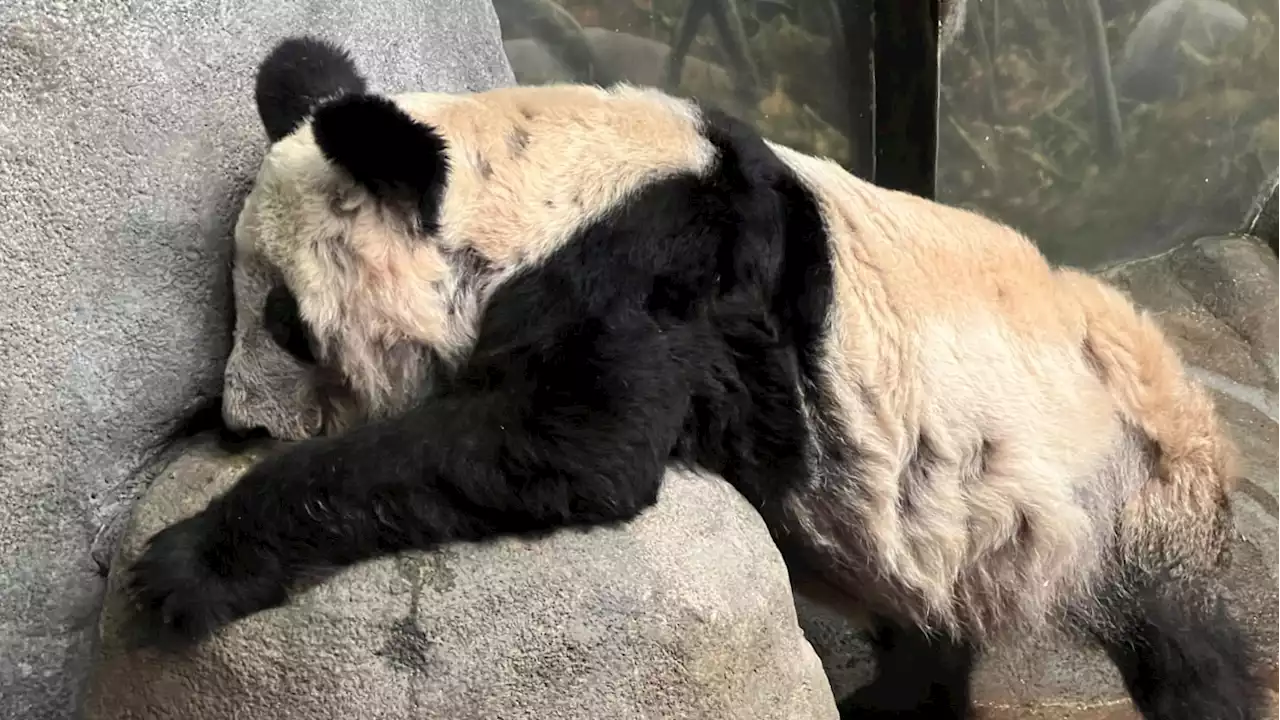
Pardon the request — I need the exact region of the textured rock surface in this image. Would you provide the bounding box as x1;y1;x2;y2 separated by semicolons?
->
84;440;837;720
0;3;512;717
800;234;1279;717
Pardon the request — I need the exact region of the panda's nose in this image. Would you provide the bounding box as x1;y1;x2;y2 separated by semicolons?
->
219;417;273;441
220;379;280;438
218;403;276;448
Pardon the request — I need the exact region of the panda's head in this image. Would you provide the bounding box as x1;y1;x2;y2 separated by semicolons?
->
222;35;450;440
222;36;717;440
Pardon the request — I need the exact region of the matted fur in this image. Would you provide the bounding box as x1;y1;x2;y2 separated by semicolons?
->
195;39;1260;718
232;83;715;428
766;142;1236;642
229;84;1238;646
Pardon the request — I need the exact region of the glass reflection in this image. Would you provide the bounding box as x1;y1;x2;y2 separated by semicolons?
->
490;0;860;169
490;0;1277;269
937;0;1279;267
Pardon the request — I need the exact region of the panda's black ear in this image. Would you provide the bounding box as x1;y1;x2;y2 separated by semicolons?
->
255;36;368;143
311;94;449;234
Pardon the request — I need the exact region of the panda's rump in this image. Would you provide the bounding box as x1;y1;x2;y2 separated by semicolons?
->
779;158;1142;637
812;317;1128;637
909;317;1133;629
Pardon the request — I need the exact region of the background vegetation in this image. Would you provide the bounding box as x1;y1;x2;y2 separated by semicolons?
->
938;0;1278;266
502;0;1278;267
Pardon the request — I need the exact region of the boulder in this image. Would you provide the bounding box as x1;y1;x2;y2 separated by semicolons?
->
83;438;837;720
800;234;1279;718
1243;168;1278;254
1115;0;1250;102
0;2;512;716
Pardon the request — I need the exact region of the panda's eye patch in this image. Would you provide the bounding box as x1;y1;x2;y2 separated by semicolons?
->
263;284;317;364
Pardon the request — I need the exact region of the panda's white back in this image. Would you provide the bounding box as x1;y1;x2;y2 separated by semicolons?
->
390;84;717;270
769;141;1225;641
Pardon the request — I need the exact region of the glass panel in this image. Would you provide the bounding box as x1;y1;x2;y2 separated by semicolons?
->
937;0;1279;267
489;0;870;175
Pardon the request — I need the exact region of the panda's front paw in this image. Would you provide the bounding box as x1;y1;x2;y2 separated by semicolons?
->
127;510;289;651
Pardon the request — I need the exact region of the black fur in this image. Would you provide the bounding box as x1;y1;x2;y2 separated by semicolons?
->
126;509;290;651
1086;568;1265;720
163;395;229;444
262;284;316;364
127;93;835;648
311;94;450;234
846;564;1268;720
255;36;368;143
162;395;273;451
837;616;976;720
130;40;1264;719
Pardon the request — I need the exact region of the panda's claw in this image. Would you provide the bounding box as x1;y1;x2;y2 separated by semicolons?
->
125;511;287;651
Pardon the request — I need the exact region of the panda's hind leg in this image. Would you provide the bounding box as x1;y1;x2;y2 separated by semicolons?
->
1083;567;1264;720
837;614;977;720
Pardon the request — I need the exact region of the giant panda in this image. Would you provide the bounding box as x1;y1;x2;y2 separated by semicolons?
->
128;36;1264;720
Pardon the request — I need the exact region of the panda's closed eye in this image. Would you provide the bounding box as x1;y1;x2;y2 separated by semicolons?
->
263;284;317;364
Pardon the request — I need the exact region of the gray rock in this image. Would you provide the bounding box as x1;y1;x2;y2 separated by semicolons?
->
83;439;838;720
502;36;577;84
1106;235;1278;390
0;2;512;717
801;235;1279;717
1242;168;1278;254
1115;0;1249;102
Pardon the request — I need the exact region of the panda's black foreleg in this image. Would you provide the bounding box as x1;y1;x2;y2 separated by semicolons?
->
126;310;696;649
1085;567;1265;720
837;615;977;719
